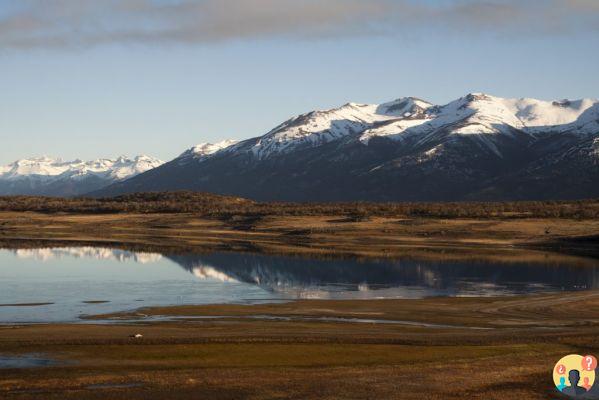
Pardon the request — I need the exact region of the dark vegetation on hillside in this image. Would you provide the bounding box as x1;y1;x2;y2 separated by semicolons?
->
0;191;598;219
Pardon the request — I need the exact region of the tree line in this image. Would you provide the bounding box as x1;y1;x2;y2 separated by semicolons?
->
0;192;597;219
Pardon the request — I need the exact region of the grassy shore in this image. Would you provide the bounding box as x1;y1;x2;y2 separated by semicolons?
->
0;194;598;398
1;211;599;261
2;293;599;399
1;193;598;259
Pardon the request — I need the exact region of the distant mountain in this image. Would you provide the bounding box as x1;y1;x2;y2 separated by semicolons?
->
0;155;164;196
94;93;599;201
175;139;238;165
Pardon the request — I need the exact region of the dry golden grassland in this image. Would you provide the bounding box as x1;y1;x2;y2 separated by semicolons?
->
0;211;598;260
0;194;598;399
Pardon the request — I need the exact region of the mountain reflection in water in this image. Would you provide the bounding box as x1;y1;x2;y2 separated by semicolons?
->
2;246;599;322
13;247;599;296
167;252;599;297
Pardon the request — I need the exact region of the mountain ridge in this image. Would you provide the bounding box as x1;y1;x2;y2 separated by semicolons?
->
0;155;164;196
4;92;597;201
92;92;599;202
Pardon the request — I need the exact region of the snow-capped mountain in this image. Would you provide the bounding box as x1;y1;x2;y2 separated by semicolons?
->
248;97;432;159
93;93;599;201
177;140;238;165
0;155;164;196
361;94;599;144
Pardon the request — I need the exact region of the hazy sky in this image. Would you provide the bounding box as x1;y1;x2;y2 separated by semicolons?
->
1;0;598;164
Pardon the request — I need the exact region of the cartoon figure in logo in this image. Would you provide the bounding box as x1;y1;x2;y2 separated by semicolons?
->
582;365;599;398
583;377;593;391
563;370;587;397
557;377;568;391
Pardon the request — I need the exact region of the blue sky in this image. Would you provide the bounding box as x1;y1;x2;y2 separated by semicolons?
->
1;0;598;164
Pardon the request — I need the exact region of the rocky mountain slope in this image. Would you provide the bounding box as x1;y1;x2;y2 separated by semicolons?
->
94;93;599;201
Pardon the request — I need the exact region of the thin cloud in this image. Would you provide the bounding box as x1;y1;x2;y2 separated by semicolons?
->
0;0;597;50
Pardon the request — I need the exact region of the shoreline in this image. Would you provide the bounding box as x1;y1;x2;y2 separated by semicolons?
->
0;211;598;260
1;292;599;399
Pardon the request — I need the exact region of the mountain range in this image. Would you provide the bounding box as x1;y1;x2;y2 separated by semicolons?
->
96;93;599;201
3;93;598;201
0;155;163;196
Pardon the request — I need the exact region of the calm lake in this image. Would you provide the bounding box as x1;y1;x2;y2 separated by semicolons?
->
0;246;598;323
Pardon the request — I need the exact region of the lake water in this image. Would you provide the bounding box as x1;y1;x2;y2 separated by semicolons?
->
0;354;58;369
0;246;598;323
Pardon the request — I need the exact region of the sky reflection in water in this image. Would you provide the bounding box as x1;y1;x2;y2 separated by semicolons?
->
0;247;598;323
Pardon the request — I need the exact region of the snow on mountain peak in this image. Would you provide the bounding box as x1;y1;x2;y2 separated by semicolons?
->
244;93;597;158
0;155;164;182
0;156;67;177
249;97;438;159
378;97;433;117
108;155;165;180
359;94;599;146
453;94;599;134
191;140;238;157
178;139;238;164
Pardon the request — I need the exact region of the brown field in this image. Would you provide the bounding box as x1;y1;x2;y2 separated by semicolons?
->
2;294;599;399
1;193;598;219
0;195;598;399
0;210;598;260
